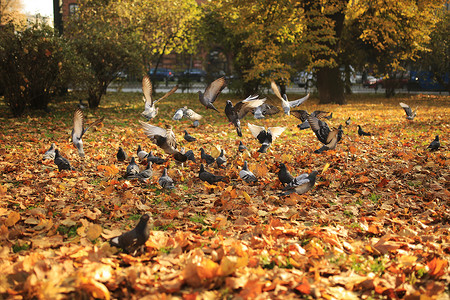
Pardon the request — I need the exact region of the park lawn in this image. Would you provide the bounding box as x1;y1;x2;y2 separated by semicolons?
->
0;90;449;299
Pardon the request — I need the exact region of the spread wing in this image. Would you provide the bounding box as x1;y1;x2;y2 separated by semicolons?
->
247;123;265;139
234;96;266;119
268;126;286;141
270;81;284;101
291;110;309;122
399;102;412;116
155;85;178;104
139;121;167;140
288;94;309;108
73;109;84;139
142;74;153;105
203;77;226;105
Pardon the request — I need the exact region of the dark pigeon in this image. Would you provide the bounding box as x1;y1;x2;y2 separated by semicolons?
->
281;171;318;196
345;117;351;126
308;114;343;154
238;141;248;152
184;130;197;142
54;149;74;171
184;149;196;163
200;148;215;165
110;214;150;255
199;164;226;184
427;135;440;151
126;157;140;178
277;163;294;186
146;151;166;165
225;95;265;137
117;147;128;162
358;125;371;136
247;123;285;153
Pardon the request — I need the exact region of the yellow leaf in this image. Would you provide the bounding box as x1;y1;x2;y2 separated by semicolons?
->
86;224;103;241
242;191;252;203
322;163;330;174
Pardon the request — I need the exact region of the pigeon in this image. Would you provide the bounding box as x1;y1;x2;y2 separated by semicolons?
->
183;108;203;121
142;74;178;120
136;162;153;181
291;110;330;130
239;161;257;183
281;171;318;196
297;120;310;130
192;120;200;128
137;145;149;161
427;135;440;151
325;112;333;120
146;151;166;165
54;149;74;171
216;149;227;168
247;123;286;153
159;168;175;189
199;164;226;184
126;157;140;178
184;149;196;163
357;125;371;136
200;148;215;165
77;99;87;110
43;143;56;160
117;147;128;161
71;108;104;157
198;77;227;112
172;107;186;120
139;122;187;162
252;103;280;119
238;141;248;152
399;102;417;120
277;163;294;186
308;114;343;154
184;130;197;142
110;214;150;255
225;95;266;137
345;117;351;126
271;80;309;115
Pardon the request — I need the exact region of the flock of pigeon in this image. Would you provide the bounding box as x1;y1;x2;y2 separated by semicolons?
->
41;75;441;254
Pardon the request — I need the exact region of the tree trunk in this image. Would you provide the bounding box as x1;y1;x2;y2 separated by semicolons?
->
88;82;108;108
317;67;346;104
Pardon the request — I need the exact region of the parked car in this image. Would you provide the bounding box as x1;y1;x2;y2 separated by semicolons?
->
362;75;380;88
177;68;206;82
408;70;449;91
148;68;175;82
293;71;314;88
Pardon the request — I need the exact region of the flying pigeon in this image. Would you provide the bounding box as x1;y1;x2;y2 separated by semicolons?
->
198;77;227;112
239;161;257;183
277;163;294;186
271;80;309;115
238;141;248;152
184;130;197;142
159;168;175;189
200;148;215;165
72;108;104;157
291;110;330;130
427;135;440;151
110;214;150;255
281;171;318;196
125;157;140;178
137;145;149;161
54;149;74;171
252;103;280;119
225;95;266;137
117;147;128;161
43;143;56;160
247;123;286;153
357;125;371;136
399;102;417;120
216;149;227;168
345;117;351;126
139;122;187;162
308;114;343;154
142;74;178;120
146;151;166;165
199;164;226;184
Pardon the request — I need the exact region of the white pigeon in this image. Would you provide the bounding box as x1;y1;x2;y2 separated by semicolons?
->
142;74;178;120
271;80;309;115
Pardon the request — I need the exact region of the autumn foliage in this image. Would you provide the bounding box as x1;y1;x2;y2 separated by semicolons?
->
0;92;449;299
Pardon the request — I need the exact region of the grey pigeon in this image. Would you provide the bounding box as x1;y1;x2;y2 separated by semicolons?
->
399;102;417;120
358;125;371;136
159;168;175;189
247;123;285;153
71;108;104;157
198;77;226;112
297;120;310;130
292;110;330;130
238;141;248;152
126;157;140;178
184;130;197;142
216;149;227;168
192;120;200;128
199;164;226;184
136;162;153;181
137;145;149;161
200;148;215;165
277;163;294;186
54;149;74;171
173;106;203;122
43;143;56;160
146;151;166;165
117;147;128;162
427;135;440;151
225;95;265;137
308;114;343;154
239;161;257;183
142;74;178;120
172;107;186;120
252;103;280;119
281;171;318;196
271;80;309;115
110;214;150;255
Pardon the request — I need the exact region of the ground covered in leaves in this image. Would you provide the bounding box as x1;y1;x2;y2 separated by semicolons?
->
0;90;449;299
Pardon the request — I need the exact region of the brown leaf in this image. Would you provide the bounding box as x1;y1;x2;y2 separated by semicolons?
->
5;211;20;227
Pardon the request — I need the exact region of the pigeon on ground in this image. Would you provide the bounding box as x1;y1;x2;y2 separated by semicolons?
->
345;117;351;126
271;80;309;115
277;163;294;186
308;114;343;154
146;151;166;164
43;143;56;160
159;168;175;189
247;123;286;153
136;162;153;181
54;149;74;171
172;107;186;120
77;99;87;110
281;171;318;196
238;141;248;152
173;106;203;122
126;157;140;178
141;74;178;120
225;95;266;137
139;122;187;162
137;145;149;161
199;164;226;184
399;102;417;120
200;148;215;165
72;108;104;157
252;103;280;119
239;161;257;183
184;149;196;163
192;120;200;128
427;135;440;151
117;147;128;161
110;214;150;255
357;125;371;136
184;130;197;142
198;77;227;112
216;149;227;168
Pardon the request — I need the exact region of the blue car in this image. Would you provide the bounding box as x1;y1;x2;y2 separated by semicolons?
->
148;68;175;82
409;71;449;91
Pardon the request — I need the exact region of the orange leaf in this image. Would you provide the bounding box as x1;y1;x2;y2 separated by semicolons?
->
295;277;311;295
427;257;448;277
5;211;20;227
376;178;389;188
